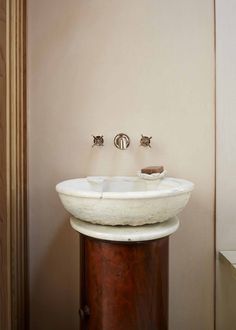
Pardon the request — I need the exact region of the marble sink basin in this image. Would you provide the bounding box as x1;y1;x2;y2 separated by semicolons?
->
56;176;194;226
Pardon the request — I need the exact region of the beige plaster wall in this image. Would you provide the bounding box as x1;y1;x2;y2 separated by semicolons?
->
28;0;215;329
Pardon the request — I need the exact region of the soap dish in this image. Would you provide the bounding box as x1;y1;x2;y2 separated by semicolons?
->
137;170;167;181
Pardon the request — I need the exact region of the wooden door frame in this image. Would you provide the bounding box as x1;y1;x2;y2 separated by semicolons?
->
0;0;27;329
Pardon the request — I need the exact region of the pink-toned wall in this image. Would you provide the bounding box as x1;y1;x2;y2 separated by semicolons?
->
28;0;215;329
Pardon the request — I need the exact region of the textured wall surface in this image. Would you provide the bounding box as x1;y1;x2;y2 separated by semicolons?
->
28;0;215;329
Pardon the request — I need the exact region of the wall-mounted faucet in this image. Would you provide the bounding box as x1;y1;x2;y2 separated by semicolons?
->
114;133;130;150
92;135;104;147
140;134;152;148
92;133;152;149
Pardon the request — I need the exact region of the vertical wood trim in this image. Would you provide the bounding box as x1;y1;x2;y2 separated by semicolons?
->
8;1;28;328
0;0;27;329
0;0;11;328
8;0;28;328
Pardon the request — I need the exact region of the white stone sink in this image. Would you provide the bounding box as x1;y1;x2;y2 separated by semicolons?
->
56;176;194;226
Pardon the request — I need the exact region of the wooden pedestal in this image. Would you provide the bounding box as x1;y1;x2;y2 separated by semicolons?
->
79;235;169;330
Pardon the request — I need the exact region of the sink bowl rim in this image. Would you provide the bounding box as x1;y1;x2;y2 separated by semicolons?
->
70;216;180;241
56;176;194;200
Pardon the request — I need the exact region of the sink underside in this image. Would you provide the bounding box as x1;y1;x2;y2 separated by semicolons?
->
56;176;194;226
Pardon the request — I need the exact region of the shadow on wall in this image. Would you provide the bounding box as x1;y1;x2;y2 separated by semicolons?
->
30;218;80;330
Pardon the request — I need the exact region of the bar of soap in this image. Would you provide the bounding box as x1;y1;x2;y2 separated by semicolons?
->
141;166;164;175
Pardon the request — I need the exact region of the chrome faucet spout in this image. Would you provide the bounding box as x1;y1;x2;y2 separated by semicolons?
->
120;137;127;149
114;133;130;150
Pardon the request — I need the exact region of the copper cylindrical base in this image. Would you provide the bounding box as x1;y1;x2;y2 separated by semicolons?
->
80;235;169;330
